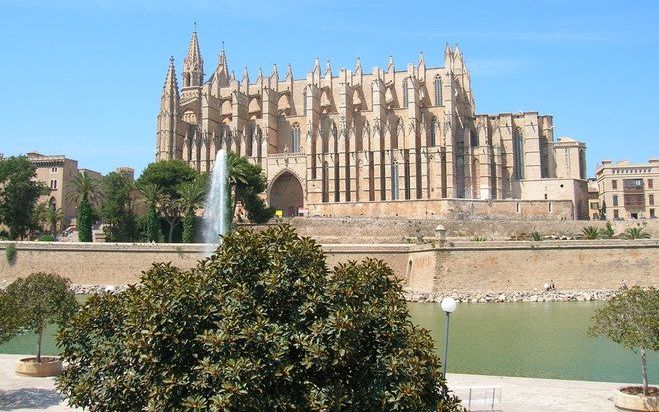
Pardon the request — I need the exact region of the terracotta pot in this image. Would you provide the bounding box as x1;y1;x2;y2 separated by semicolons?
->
15;357;63;377
614;387;659;411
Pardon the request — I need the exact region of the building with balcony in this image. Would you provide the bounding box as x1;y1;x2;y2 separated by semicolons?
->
595;159;658;220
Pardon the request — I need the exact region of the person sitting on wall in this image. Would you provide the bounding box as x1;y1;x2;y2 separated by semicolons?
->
544;282;551;292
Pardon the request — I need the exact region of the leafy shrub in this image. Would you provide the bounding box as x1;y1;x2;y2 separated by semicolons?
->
5;243;16;263
600;221;615;239
582;226;601;240
37;234;56;242
57;226;461;411
531;231;543;241
472;236;487;241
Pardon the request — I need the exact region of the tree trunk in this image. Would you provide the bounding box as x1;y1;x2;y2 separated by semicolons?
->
231;186;238;224
641;349;648;396
37;328;43;363
168;222;175;243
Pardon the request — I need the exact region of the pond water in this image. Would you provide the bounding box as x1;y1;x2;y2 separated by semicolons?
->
1;300;656;384
408;301;658;384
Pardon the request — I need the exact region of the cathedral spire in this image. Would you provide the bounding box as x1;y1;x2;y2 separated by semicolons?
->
183;28;204;88
213;45;230;88
162;56;180;105
286;63;293;82
387;55;395;72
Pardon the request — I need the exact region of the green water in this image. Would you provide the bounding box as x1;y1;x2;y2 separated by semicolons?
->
1;300;656;384
408;301;658;384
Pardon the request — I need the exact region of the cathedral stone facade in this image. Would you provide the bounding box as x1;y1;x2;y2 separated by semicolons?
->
156;31;589;219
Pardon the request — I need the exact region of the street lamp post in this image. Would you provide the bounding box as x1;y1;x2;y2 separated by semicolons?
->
440;297;458;378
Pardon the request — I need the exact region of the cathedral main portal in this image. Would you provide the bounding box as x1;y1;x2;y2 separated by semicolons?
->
269;171;304;217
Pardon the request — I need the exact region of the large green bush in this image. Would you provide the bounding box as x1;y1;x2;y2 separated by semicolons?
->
57;226;461;411
77;194;93;242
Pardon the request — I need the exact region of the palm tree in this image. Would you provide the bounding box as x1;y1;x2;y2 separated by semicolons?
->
39;204;63;235
66;172;104;207
67;172;103;242
226;152;250;222
159;194;184;243
137;183;163;242
623;226;651;239
582;226;601;240
177;179;206;243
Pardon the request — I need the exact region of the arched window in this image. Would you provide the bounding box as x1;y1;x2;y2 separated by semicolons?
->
391;160;399;200
430;117;437;146
291;123;301;153
322;161;329;203
403;78;409;108
434;75;442;106
513;127;524;180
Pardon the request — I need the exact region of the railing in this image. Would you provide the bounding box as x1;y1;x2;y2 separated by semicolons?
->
452;386;503;412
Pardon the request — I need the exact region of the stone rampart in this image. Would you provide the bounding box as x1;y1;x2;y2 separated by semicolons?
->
426;239;658;293
307;198;575;220
244;217;659;243
1;240;656;297
0;242;414;287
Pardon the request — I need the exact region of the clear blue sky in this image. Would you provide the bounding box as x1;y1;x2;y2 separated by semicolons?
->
1;0;657;177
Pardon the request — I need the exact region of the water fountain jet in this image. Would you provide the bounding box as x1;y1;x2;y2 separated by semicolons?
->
201;149;228;255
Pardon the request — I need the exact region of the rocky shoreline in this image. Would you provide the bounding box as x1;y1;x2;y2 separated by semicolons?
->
70;284;619;303
403;289;620;303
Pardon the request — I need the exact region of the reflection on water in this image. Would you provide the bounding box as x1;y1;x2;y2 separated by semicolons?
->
408;301;658;383
1;299;656;383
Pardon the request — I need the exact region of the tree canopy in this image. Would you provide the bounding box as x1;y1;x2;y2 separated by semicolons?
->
101;171;137;242
57;226;460;411
136;160;200;198
1;272;78;362
589;286;659;395
0;156;48;239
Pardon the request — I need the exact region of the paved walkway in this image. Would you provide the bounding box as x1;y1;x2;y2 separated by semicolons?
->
0;355;74;412
446;373;622;411
1;354;627;411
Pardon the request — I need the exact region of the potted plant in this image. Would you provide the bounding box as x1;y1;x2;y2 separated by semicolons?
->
589;286;658;411
0;272;78;377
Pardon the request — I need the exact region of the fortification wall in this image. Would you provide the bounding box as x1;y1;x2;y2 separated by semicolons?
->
428;240;658;293
306;198;575;220
245;217;659;243
1;240;656;295
0;242;413;287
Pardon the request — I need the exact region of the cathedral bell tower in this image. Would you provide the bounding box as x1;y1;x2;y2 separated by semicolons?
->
182;28;204;89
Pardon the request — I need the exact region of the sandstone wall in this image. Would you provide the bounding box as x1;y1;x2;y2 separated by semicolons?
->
0;242;413;287
428;240;658;293
243;217;659;243
306;198;575;220
1;240;656;295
